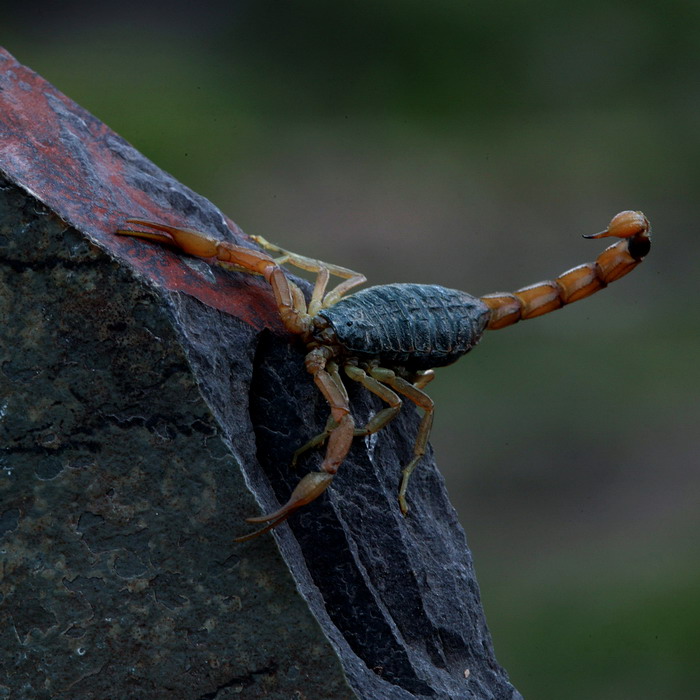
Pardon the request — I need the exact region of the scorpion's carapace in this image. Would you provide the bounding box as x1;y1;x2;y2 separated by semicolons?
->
480;210;651;330
116;210;651;541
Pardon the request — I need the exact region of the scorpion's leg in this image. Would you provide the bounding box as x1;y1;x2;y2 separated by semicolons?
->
343;364;403;437
481;210;651;329
290;416;337;469
249;234;367;315
300;365;436;514
290;363;417;466
413;369;435;390
236;347;355;540
117;220;312;336
366;368;435;515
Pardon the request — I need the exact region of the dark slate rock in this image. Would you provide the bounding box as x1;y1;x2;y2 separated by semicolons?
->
0;177;354;700
0;47;522;699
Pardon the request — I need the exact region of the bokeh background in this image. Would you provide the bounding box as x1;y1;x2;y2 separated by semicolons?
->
4;2;699;698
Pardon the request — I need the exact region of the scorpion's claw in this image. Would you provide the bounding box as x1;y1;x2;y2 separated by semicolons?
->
234;472;334;542
117;219;221;258
246;472;334;523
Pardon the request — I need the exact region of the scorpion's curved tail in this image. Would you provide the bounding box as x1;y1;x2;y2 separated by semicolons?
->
480;210;651;330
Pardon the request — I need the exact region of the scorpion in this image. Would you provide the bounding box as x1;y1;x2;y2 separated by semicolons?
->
117;210;651;541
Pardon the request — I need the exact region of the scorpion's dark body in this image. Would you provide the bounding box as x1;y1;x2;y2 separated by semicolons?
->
318;283;490;371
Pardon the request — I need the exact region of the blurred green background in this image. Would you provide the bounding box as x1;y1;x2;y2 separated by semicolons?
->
4;1;699;697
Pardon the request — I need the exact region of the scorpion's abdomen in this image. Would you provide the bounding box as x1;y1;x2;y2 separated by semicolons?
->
320;283;490;370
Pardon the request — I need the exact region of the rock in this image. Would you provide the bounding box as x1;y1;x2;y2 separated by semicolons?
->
0;48;521;699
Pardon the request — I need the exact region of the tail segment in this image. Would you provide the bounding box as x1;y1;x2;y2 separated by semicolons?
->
480;211;651;331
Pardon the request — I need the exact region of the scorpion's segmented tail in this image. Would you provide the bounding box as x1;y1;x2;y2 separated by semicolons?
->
480;210;651;330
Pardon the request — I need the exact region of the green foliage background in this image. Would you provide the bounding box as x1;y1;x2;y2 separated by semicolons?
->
5;2;699;697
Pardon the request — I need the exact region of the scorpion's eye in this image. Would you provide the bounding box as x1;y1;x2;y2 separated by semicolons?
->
346;321;353;327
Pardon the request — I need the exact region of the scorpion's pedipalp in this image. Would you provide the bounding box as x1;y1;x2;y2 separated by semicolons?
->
481;210;651;330
232;516;291;543
287;362;351;464
234;472;334;541
115;226;178;247
237;349;356;541
117;219;315;337
289;362;349;466
241;471;334;522
121;219;208;237
118;219;272;267
119;219;222;258
232;474;339;539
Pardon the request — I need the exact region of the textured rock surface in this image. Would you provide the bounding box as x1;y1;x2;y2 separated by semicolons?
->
0;176;354;699
0;47;522;699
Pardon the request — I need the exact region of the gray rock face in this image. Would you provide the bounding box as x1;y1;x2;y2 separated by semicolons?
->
0;176;354;699
0;47;522;699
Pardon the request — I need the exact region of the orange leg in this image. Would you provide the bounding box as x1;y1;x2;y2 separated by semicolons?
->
364;368;435;515
117;220;313;337
290;368;435;468
249;233;367;315
481;210;651;330
344;365;403;438
286;364;437;516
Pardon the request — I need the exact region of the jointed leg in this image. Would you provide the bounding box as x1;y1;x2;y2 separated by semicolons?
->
368;368;435;515
250;234;367;314
291;362;404;467
309;266;331;316
290;415;337;469
290;364;435;515
413;369;435;390
297;363;436;515
344;364;403;437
